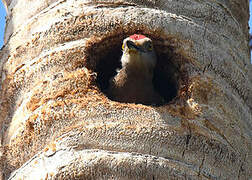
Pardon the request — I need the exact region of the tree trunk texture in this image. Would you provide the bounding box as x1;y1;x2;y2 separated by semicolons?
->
0;0;251;179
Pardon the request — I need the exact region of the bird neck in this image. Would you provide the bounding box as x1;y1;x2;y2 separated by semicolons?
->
120;53;155;79
124;64;154;79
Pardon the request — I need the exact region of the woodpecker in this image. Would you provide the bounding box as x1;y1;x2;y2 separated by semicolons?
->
108;34;163;105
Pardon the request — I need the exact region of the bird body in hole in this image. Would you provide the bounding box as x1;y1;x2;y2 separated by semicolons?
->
108;34;163;105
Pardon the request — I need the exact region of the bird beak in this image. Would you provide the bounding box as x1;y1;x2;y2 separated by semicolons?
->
126;41;141;52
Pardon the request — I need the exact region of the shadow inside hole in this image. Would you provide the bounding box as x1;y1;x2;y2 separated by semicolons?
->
92;38;181;106
154;52;180;103
95;43;122;92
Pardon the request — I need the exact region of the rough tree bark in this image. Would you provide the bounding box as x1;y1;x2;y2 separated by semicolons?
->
0;0;251;179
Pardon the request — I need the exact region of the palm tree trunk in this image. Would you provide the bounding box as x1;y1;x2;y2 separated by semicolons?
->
1;0;251;179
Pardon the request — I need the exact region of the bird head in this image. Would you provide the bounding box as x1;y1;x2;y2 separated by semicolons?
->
121;34;157;69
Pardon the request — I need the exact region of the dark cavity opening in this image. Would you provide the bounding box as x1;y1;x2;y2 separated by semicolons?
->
85;34;185;106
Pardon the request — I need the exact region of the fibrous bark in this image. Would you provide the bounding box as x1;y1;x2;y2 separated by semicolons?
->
0;0;251;179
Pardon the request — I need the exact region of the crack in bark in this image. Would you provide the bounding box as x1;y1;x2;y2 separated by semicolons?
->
182;123;192;158
203;54;213;74
84;1;138;8
202;5;213;74
237;152;247;179
149;127;154;156
182;134;191;158
198;154;205;177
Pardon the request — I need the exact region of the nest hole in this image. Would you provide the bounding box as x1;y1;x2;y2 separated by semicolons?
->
85;34;186;106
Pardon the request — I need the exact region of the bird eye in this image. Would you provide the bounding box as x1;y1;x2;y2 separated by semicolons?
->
148;45;153;51
146;42;153;51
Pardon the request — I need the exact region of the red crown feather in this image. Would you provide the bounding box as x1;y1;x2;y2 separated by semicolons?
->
129;34;146;40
